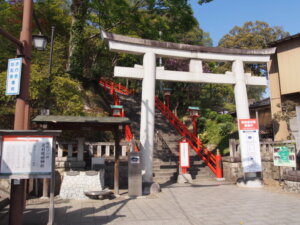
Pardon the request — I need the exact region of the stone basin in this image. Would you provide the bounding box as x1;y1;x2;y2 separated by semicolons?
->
84;190;113;200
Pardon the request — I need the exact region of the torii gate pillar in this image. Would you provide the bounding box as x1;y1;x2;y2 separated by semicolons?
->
140;52;156;183
233;60;250;119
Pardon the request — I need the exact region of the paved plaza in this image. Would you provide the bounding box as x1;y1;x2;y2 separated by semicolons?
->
1;181;300;225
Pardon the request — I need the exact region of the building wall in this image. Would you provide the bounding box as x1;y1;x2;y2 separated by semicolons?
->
268;55;289;140
250;107;273;138
276;38;300;95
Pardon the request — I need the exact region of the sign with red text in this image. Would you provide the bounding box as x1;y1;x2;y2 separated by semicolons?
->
0;136;53;178
238;119;262;173
179;140;190;168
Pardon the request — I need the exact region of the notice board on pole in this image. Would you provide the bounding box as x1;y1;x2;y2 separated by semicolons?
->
273;144;296;167
239;119;262;173
0;135;53;179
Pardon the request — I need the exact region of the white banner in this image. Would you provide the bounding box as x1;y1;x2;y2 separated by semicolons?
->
5;58;22;95
239;119;262;173
180;142;190;168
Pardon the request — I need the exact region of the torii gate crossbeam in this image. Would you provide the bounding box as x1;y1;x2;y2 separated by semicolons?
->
101;30;276;184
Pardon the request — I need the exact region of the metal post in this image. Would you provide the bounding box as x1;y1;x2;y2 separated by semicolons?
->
114;126;121;195
47;137;56;225
48;26;55;78
42;26;55;196
45;26;55;109
9;1;33;225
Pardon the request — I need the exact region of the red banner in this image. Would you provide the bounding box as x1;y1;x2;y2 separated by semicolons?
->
239;119;258;130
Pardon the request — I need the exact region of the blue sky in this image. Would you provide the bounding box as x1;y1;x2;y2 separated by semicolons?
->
191;0;300;46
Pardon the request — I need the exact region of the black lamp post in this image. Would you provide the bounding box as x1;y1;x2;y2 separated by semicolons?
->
33;26;55;115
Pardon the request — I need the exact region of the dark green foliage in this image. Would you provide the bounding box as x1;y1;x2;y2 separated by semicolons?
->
68;0;88;79
198;0;213;5
199;110;237;155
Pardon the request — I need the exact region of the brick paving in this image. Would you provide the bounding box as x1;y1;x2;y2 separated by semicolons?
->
1;181;300;225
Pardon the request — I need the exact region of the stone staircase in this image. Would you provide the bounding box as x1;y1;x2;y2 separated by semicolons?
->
118;93;215;184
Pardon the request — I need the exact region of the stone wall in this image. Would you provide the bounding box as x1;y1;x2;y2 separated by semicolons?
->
59;171;104;199
222;157;280;182
0;179;10;198
223;139;299;183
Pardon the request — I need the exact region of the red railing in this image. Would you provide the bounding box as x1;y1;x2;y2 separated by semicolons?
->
100;79;222;178
100;79;139;152
155;97;222;178
99;79;133;96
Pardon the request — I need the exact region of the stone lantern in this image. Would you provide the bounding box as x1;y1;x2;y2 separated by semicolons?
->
110;105;124;117
188;106;200;136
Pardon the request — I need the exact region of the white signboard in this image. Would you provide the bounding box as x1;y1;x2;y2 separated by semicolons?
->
0;136;53;178
5;58;22;95
239;119;262;173
179;141;190;168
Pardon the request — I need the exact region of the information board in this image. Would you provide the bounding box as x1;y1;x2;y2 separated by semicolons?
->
5;58;22;95
0;136;53;178
273;145;296;167
239;119;262;173
179;141;190;168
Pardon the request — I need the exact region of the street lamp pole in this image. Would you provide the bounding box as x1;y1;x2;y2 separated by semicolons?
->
9;1;33;225
48;26;55;79
42;26;55;198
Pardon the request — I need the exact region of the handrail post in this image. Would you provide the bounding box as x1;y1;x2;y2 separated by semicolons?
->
215;149;223;179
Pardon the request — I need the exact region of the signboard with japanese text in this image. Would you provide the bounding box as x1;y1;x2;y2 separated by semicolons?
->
273;145;296;167
238;119;262;173
5;58;22;95
0;136;53;178
179;141;190;168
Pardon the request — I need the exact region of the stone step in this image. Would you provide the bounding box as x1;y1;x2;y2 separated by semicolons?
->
154;172;177;178
153;165;178;170
153;177;176;184
153;168;178;174
153;158;178;162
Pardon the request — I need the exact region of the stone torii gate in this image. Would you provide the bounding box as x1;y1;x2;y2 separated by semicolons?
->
101;30;276;184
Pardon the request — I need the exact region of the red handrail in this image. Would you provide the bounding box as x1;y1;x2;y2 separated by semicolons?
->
100;79;138;152
99;79;222;177
155;97;222;176
99;79;133;96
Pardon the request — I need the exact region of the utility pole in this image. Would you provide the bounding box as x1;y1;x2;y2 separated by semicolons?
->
10;1;33;224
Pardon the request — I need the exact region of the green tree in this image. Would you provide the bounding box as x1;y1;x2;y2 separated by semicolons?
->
218;21;289;101
198;0;213;5
68;0;88;78
219;21;289;49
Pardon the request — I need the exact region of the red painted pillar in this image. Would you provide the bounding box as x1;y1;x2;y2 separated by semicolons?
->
192;116;197;137
165;94;170;108
215;149;223;179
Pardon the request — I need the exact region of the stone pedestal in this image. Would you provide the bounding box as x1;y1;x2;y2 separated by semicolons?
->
236;177;264;188
177;173;193;184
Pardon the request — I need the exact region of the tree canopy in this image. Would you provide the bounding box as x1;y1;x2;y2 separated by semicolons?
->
218;21;289;101
219;21;289;49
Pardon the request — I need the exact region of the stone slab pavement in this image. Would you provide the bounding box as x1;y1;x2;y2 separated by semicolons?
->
1;181;300;225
